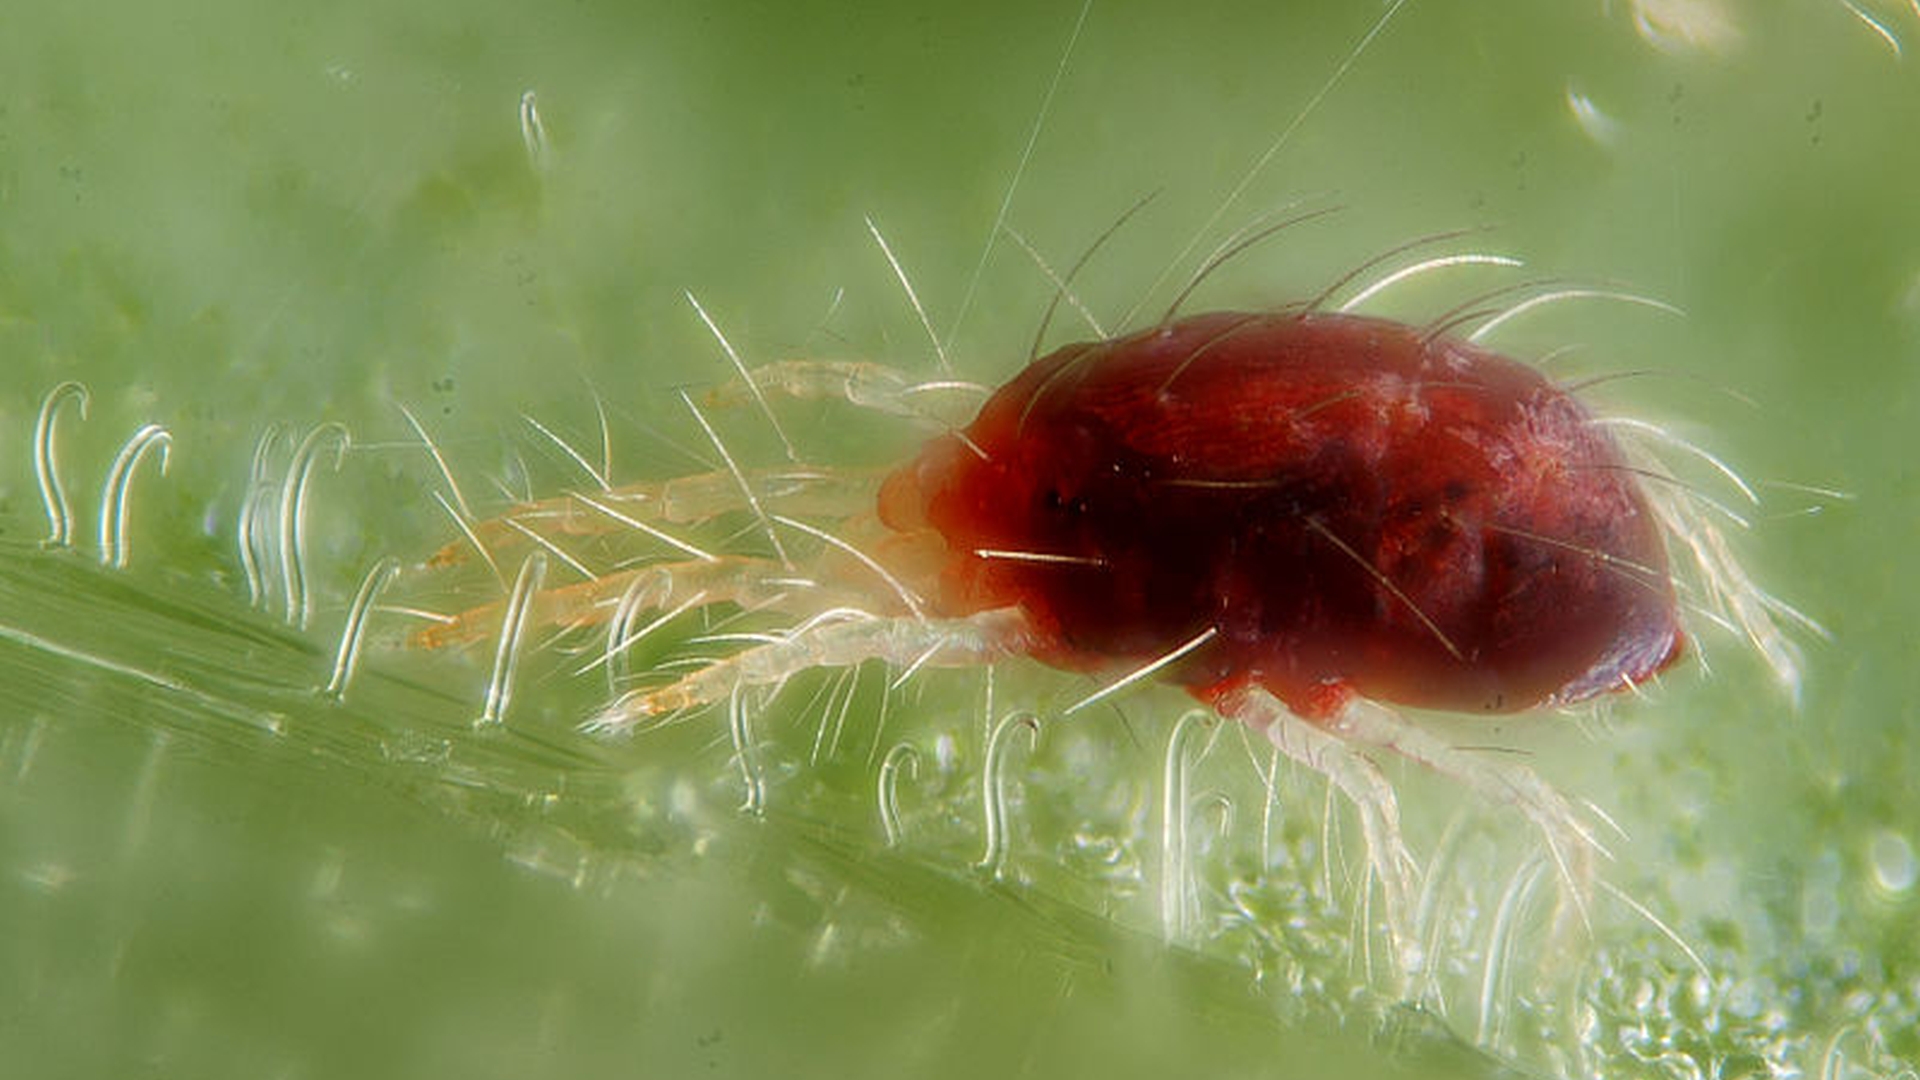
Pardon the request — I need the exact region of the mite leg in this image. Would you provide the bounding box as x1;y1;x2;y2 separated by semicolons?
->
584;607;1033;734
706;359;988;425
410;555;831;649
1325;696;1602;942
1215;684;1421;973
425;467;884;569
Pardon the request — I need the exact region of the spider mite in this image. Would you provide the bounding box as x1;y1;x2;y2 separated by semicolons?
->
405;232;1805;955
877;308;1686;723
378;3;1824;986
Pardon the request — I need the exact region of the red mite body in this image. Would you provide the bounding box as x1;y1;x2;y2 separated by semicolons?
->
880;310;1685;720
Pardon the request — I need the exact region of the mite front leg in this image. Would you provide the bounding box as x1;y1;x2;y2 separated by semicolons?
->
423;468;883;569
584;607;1034;734
707;359;988;425
410;555;820;649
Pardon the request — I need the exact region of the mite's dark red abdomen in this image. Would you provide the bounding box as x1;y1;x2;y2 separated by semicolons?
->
880;311;1684;719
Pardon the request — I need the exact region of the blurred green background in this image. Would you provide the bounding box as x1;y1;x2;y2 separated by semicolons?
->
2;1;1917;1076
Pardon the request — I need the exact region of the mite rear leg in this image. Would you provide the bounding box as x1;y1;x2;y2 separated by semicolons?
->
584;607;1034;734
1323;696;1604;945
1215;684;1422;973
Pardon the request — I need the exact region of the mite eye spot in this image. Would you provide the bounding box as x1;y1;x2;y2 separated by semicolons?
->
1040;488;1090;517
